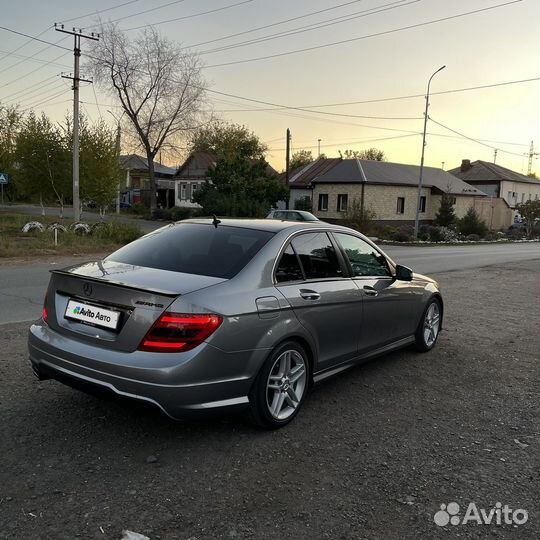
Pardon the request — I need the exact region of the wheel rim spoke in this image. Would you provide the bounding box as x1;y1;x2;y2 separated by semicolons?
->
266;349;307;420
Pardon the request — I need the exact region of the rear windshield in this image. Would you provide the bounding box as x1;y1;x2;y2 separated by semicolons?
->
107;223;274;279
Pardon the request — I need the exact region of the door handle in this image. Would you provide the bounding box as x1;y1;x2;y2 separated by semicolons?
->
299;289;321;300
363;285;378;297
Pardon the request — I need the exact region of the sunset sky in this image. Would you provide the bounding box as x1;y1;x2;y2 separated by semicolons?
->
1;0;539;174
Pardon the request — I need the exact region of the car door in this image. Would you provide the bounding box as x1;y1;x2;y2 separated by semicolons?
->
332;232;423;354
274;231;363;370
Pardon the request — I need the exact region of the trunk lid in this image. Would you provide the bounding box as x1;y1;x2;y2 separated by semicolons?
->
45;259;226;352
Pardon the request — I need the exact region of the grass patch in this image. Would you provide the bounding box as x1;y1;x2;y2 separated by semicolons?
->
0;213;142;259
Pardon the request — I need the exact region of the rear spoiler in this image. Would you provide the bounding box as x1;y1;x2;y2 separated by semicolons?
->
50;269;181;297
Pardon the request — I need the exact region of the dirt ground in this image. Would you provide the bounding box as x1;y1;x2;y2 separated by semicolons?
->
1;260;539;540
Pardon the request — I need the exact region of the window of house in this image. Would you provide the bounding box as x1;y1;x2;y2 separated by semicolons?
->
419;196;426;213
337;194;348;212
396;197;405;214
450;197;457;205
334;233;391;277
521;193;525;203
507;191;512;201
275;245;304;283
180;183;186;200
290;232;343;280
318;193;329;212
190;183;198;201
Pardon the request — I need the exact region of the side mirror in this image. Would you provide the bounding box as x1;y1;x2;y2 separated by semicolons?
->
395;264;413;281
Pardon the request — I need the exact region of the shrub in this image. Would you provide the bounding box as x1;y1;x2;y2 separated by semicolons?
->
465;233;481;242
129;202;149;216
93;223;142;244
427;225;459;243
458;207;488;237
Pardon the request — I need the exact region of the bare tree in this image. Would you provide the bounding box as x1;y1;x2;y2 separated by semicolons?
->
88;25;208;210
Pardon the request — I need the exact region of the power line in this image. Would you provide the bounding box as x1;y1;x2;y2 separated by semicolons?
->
206;0;524;67
0;48;70;69
0;50;71;89
1;75;58;102
210;76;540;113
429;117;525;157
0;26;71;52
64;0;142;24
267;133;420;152
87;0;187;28
2;78;64;105
206;87;421;120
190;0;365;48
0;26;53;64
123;0;254;32
200;0;416;55
20;88;70;112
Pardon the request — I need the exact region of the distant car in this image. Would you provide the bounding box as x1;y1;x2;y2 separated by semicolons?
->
119;201;132;209
267;209;319;222
29;218;443;428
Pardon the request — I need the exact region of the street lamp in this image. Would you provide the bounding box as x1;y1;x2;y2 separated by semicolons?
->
414;65;446;239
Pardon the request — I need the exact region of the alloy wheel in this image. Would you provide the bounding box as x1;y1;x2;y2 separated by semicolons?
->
266;349;307;420
423;302;440;347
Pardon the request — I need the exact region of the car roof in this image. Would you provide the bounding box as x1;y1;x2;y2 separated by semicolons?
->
180;218;346;233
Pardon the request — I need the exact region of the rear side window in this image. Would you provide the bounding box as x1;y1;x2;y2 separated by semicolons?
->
275;245;304;283
107;224;274;279
290;232;343;279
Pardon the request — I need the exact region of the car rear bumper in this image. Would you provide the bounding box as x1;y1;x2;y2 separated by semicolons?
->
28;323;270;419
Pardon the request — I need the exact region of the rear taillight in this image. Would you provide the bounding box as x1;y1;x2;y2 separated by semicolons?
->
42;293;48;322
138;313;223;353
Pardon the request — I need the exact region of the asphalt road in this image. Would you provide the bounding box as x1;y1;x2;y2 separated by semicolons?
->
0;243;539;326
2;260;539;539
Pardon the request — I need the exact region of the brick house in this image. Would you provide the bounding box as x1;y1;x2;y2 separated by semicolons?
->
448;160;540;226
305;159;486;225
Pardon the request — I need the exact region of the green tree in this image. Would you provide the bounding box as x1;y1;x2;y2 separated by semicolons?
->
341;147;386;161
0;105;23;201
434;194;457;226
191;122;266;160
80;120;122;217
458;206;488;237
191;123;288;217
516;199;540;238
289;150;314;171
14;112;70;214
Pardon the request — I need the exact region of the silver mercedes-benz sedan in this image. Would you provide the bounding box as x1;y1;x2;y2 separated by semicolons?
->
28;218;443;428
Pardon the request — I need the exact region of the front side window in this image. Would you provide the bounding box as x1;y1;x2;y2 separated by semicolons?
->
275;245;304;283
334;233;390;277
318;194;328;211
108;224;274;279
290;232;342;279
180;183;186;200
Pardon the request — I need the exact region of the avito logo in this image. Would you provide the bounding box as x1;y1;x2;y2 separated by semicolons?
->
434;502;528;527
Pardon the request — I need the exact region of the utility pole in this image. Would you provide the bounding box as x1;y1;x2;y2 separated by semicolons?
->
55;24;99;222
285;128;291;209
318;138;321;158
525;140;538;176
493;149;498;164
441;161;445;170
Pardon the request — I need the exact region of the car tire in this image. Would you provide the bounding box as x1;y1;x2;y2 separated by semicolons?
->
414;297;442;352
249;341;309;429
